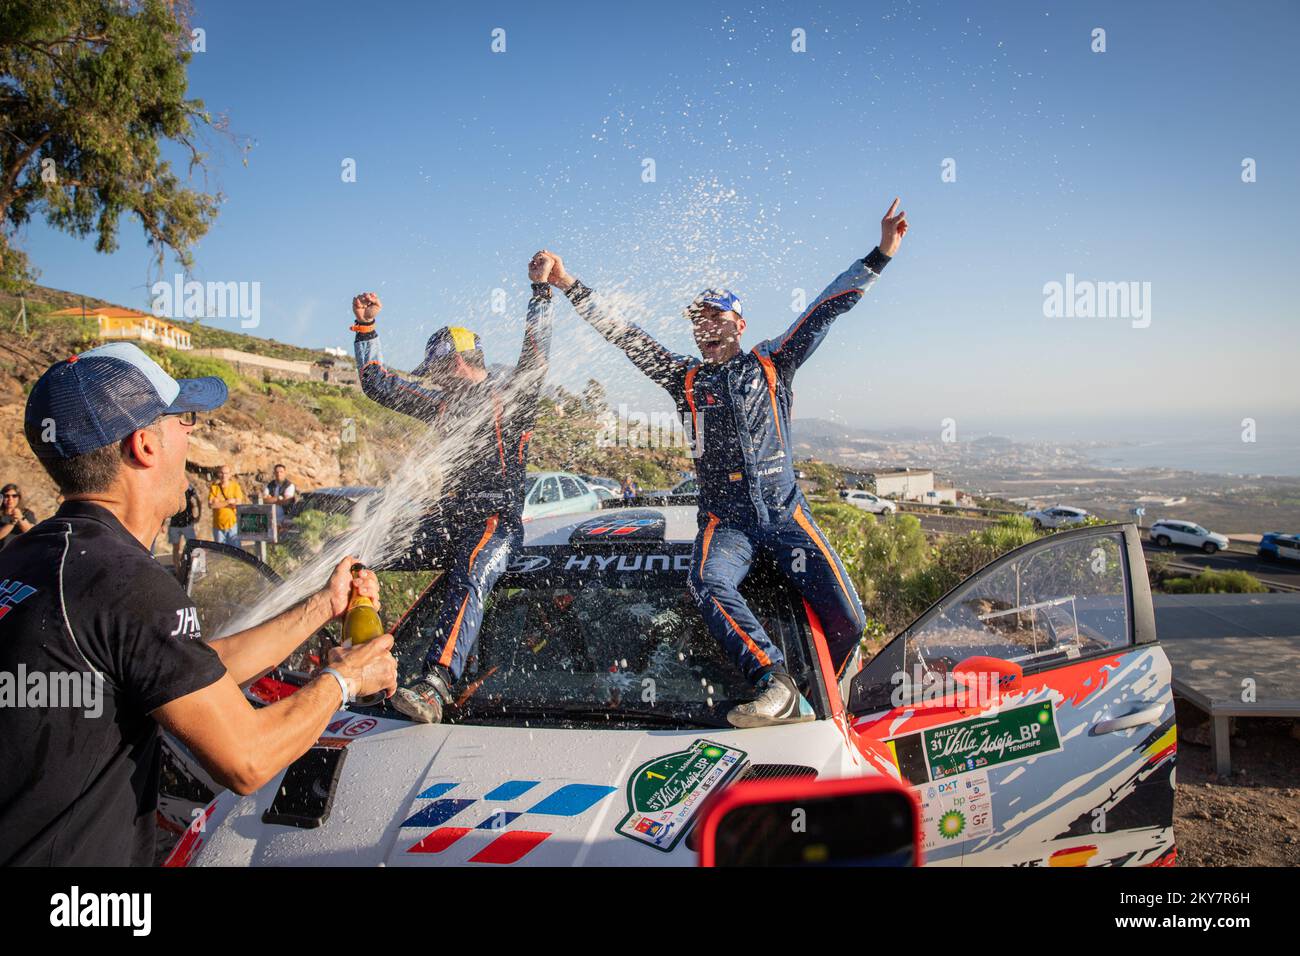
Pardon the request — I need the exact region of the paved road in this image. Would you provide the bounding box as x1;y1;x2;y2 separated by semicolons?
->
903;509;1300;590
1142;540;1300;589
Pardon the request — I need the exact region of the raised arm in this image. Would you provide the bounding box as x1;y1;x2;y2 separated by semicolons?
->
543;250;692;392
511;251;557;382
351;292;447;420
765;199;909;377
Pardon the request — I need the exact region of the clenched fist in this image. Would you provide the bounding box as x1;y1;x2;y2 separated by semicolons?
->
537;248;574;292
352;291;382;325
529;251;554;284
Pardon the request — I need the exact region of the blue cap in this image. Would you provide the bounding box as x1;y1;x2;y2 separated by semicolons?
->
690;288;743;318
412;325;483;375
24;342;228;460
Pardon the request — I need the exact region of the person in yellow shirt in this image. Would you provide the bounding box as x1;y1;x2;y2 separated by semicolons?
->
208;465;244;547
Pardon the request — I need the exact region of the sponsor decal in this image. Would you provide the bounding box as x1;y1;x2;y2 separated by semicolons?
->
400;779;616;864
564;553;692;573
915;769;993;852
508;555;551;573
325;716;354;735
728;472;743;482
617;738;746;852
342;717;378;737
925;701;1060;779
168;605;202;640
580;518;659;537
890;701;1061;783
0;579;37;622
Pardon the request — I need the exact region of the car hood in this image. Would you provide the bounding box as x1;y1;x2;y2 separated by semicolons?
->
185;713;865;867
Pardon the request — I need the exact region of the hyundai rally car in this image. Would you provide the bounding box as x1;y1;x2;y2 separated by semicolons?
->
162;505;1177;867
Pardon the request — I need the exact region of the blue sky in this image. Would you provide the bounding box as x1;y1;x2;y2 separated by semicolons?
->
17;0;1300;452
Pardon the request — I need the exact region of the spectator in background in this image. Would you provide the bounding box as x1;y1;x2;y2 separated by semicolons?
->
209;465;244;547
167;480;202;573
0;485;37;548
263;463;297;528
620;475;640;501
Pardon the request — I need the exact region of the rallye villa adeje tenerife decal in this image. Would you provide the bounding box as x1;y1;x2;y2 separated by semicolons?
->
617;738;747;852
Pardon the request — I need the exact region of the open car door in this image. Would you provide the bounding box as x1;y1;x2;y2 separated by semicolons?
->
847;524;1176;867
180;541;334;697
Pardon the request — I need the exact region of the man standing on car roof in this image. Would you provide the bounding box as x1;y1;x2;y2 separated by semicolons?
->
350;251;555;724
543;200;909;727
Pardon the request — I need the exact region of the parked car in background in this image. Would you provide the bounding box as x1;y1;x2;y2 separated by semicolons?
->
1024;505;1090;530
646;477;698;498
842;490;897;516
1148;520;1230;554
582;476;621;493
669;477;698;497
524;471;602;520
286;486;381;520
1258;532;1300;561
591;485;616;503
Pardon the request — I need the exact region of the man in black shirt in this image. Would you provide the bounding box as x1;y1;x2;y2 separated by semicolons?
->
0;342;398;866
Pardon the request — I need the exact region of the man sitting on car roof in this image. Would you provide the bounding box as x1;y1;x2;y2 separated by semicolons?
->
541;200;909;727
350;252;555;723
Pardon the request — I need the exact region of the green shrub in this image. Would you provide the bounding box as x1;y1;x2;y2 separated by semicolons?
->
1161;570;1267;594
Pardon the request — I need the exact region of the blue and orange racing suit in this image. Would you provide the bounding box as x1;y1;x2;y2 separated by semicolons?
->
354;285;553;680
563;248;891;682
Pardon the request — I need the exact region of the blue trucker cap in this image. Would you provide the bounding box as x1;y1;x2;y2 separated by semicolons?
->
689;288;743;318
24;342;228;460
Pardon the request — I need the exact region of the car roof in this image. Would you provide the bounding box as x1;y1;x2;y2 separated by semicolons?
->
523;504;699;546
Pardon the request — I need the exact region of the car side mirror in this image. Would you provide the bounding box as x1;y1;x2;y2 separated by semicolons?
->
951;655;1023;711
696;776;921;867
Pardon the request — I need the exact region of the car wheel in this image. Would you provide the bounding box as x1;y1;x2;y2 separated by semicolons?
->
1032;519;1044;531
1202;542;1218;554
1155;535;1171;547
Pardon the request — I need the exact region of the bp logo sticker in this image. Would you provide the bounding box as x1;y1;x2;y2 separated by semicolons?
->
938;810;966;840
616;738;746;852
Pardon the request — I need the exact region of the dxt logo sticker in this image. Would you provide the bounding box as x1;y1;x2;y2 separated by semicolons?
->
400;780;615;864
0;579;36;622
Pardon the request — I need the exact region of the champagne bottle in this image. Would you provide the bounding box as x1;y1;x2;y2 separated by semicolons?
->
342;563;385;706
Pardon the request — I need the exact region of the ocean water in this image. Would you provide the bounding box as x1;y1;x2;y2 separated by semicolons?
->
1082;438;1300;479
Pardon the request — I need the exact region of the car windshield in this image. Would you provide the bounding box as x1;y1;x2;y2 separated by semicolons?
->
390;558;810;729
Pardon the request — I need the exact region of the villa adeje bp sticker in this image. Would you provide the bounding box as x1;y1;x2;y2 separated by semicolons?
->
924;701;1061;779
617;738;746;852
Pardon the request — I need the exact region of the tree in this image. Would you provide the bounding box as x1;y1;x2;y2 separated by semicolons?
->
0;0;236;289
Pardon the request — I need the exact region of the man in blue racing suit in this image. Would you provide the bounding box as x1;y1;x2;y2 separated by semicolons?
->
350;252;557;723
544;200;909;727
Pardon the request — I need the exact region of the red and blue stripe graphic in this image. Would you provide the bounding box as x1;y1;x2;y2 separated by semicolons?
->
401;780;616;863
0;579;36;622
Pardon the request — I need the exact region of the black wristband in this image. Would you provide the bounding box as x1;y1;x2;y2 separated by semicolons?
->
864;247;891;273
565;280;591;304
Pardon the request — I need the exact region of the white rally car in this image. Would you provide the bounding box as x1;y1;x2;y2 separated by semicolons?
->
162;505;1177;867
